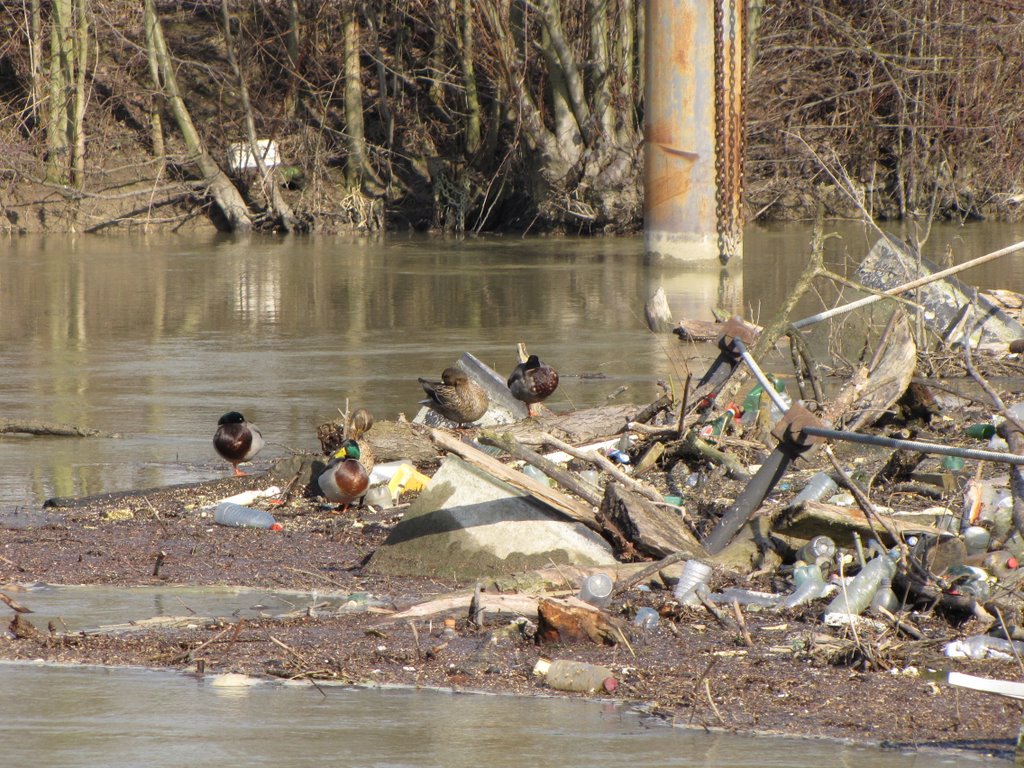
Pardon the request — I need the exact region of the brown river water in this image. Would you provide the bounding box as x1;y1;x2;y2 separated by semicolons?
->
2;222;1023;765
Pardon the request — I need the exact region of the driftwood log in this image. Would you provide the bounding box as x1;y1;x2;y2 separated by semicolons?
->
0;421;116;437
536;598;625;645
600;484;705;561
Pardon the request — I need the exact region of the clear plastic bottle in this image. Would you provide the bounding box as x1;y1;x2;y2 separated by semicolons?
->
869;575;899;614
533;658;618;693
824;547;898;616
789;474;839;510
944;634;1024;660
794;534;837;564
213;502;281;530
962;525;991;556
781;564;827;609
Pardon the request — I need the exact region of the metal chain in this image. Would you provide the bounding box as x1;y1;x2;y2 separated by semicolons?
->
713;0;746;264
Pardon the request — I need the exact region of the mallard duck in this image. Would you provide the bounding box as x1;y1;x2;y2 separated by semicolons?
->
418;367;489;425
318;439;370;512
213;411;264;476
507;354;559;416
347;407;375;474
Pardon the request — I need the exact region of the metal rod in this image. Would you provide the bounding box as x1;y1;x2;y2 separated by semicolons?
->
801;425;1024;466
732;338;790;413
792;237;1024;330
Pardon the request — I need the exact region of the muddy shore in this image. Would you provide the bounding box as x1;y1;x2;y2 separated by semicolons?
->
1;456;1020;764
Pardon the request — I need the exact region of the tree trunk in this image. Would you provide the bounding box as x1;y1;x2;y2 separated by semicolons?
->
220;0;298;232
144;0;253;232
70;0;88;189
45;0;71;185
342;3;383;195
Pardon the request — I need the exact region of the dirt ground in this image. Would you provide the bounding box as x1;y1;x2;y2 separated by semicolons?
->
1;451;1021;765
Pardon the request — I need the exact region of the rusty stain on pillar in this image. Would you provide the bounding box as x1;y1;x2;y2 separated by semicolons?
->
644;0;744;265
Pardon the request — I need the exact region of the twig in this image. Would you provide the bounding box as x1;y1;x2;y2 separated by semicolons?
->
731;599;754;647
704;679;726;725
538;431;664;504
612;551;688;596
0;591;33;613
166;623;235;664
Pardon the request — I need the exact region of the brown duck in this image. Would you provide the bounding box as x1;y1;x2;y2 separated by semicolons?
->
418;367;489;425
507;354;559;416
317;439;370;512
213;411;264;476
347;407;375;474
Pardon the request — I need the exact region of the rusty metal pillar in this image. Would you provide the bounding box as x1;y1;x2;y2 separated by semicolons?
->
644;0;745;265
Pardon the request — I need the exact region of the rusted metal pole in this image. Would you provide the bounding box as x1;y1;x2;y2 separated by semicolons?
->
644;0;744;264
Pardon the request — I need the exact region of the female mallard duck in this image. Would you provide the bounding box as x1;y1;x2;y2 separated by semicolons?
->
418;367;489;425
213;411;264;476
318;439;370;512
507;354;559;416
347;407;375;474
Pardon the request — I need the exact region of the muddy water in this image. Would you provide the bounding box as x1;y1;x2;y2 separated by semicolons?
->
3;222;1024;508
0;662;986;767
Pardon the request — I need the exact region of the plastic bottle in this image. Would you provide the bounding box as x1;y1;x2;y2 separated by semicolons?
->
633;607;659;629
788;473;839;510
364;484;394;509
794;534;836;564
824;547;898;616
965;423;996;439
533;658;618;693
522;464;552;486
578;573;614;608
673;559;713;606
775;565;824;609
213;502;282;530
962;525;991;556
869;575;899;614
944;634;1024;660
580;470;602;489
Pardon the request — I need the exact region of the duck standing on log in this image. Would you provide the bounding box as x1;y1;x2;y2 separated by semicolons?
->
318;439;370;512
418;367;489;425
507;354;559;417
213;411;264;476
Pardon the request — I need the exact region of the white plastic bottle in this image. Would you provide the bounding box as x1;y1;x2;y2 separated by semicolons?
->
213;502;281;530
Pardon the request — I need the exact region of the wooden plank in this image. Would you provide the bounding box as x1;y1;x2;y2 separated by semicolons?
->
775;499;948;547
424;427;599;529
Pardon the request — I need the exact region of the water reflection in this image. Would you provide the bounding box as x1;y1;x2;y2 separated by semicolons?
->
0;663;992;767
2;223;1024;506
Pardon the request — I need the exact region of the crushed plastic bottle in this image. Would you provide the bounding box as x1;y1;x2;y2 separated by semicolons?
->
213;502;282;530
944;634;1024;660
673;559;713;606
788;474;838;510
533;658;618;693
781;564;827;609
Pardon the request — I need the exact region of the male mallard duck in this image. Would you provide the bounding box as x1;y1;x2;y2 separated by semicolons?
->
318;439;370;512
347;407;375;474
418;367;489;425
213;411;264;476
507;354;559;416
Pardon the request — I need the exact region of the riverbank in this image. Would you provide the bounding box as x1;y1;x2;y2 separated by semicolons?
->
0;459;1019;763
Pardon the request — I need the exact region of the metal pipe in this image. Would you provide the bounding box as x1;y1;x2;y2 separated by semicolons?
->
732;338;789;413
800;425;1024;466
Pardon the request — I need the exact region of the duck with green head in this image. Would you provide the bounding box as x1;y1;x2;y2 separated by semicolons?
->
418;367;489;426
318;438;370;512
213;411;264;476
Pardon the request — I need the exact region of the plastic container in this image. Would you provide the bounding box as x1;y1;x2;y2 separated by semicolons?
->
364;484;394;508
673;559;713;606
213;502;281;530
578;573;614;608
824;547;898;616
788;473;839;510
533;658;618;694
869;575;899;614
387;464;431;498
709;588;780;607
522;464;552;486
963;525;991;556
580;470;602;489
944;634;1024;660
966;423;997;439
780;564;827;609
633;607;659;630
794;535;836;565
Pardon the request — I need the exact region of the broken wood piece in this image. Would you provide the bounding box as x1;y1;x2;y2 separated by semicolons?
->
601;483;705;561
775;499;948;547
536;597;625;645
0;591;33;613
422;427;600;530
0;420;116;438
